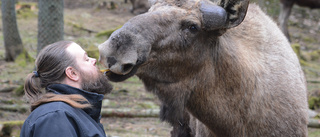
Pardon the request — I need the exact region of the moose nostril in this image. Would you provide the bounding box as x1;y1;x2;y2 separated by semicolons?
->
107;56;117;68
123;63;134;73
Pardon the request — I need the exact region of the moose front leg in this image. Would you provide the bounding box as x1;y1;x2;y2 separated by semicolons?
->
160;104;193;137
141;77;194;136
151;86;194;137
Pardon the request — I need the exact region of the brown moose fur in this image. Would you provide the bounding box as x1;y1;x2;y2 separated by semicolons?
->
279;0;320;42
99;0;309;136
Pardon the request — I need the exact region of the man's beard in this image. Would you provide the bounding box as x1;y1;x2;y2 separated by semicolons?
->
80;70;113;95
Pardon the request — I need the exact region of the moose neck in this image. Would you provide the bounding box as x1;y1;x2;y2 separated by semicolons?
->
136;32;259;93
213;34;259;94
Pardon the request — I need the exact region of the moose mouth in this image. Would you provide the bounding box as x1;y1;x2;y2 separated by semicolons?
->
100;55;146;82
104;65;139;82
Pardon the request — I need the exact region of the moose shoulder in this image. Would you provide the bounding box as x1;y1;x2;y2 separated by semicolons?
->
99;0;309;136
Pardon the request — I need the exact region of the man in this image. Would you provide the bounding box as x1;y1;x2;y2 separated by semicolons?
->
21;41;113;137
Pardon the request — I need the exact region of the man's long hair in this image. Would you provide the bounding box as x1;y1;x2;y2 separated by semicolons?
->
24;41;91;111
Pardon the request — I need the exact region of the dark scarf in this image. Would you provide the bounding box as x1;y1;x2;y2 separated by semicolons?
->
46;84;104;122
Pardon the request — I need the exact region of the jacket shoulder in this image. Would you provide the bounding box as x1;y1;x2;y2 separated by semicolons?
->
23;102;79;126
21;102;106;137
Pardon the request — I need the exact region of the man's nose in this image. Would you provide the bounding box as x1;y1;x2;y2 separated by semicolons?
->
90;58;97;65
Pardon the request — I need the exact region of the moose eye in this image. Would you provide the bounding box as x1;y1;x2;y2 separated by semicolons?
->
188;25;198;33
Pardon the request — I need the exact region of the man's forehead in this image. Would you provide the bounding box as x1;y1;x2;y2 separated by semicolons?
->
66;43;85;56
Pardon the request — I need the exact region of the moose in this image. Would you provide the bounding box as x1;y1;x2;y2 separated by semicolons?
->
99;0;309;136
278;0;320;42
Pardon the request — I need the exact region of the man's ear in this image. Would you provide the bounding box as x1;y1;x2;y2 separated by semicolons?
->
65;67;80;82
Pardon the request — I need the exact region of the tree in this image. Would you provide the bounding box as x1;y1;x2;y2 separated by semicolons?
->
1;0;24;62
37;0;64;53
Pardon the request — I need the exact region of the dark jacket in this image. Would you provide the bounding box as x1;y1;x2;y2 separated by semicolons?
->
20;84;106;137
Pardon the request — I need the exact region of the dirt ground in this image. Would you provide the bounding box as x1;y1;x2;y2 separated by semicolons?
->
0;0;320;136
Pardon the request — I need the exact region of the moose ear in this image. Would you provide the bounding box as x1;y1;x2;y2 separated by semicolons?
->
200;0;249;30
200;1;227;31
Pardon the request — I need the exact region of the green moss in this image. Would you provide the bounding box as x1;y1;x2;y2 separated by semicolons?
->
16;2;37;7
14;49;35;67
71;37;105;50
291;43;301;58
300;49;320;64
66;21;84;32
303;36;316;44
106;101;118;108
301;52;312;62
85;45;99;60
0;121;24;126
16;9;37;19
1;99;14;104
299;59;309;67
309;128;320;137
124;76;138;83
14;85;25;97
16;2;38;19
0;120;24;137
310;50;320;61
137;101;159;109
96;26;122;38
308;96;320;110
291;43;320;67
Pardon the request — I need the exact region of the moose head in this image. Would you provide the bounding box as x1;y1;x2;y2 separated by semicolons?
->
98;0;249;82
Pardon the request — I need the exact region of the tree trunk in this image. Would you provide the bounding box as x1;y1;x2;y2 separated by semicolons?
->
101;108;160;118
1;0;24;62
37;0;64;54
308;119;320;128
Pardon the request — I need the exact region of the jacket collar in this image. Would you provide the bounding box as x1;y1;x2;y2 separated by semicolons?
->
46;84;104;122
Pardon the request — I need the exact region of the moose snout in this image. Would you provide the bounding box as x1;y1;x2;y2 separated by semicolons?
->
106;56;135;75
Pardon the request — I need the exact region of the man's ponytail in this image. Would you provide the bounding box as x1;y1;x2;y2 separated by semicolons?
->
24;73;43;104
